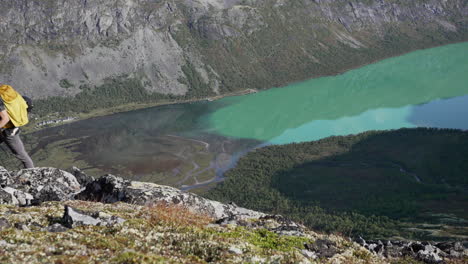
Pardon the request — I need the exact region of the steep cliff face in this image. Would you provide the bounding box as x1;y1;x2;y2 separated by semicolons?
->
0;0;466;103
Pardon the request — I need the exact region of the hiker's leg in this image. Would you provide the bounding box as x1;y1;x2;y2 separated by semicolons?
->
4;133;34;169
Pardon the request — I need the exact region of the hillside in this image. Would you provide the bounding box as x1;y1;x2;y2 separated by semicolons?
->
0;0;466;116
1;166;466;263
206;128;468;241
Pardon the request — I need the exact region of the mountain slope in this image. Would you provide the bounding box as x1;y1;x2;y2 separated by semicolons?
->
0;0;466;115
206;128;468;240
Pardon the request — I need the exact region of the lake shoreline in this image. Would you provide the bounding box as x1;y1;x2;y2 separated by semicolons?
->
26;39;468;135
25;40;468;194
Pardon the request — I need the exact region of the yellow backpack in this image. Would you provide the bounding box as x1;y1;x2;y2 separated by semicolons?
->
0;84;29;128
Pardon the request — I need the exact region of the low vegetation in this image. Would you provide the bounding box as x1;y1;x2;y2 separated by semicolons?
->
0;201;378;264
206;128;468;240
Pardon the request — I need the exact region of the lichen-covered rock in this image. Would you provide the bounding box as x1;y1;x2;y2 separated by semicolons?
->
75;174;128;203
357;238;468;264
70;167;95;187
63;206;102;228
77;174;265;220
305;239;340;258
0;187;33;206
0;217;11;230
0;167;81;205
0;187;17;205
45;223;69;233
62;205;125;228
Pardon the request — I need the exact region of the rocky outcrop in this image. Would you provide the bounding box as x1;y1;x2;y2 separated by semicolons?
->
0;166;264;220
0;166;466;263
357;237;468;264
76;174;265;220
0;0;466;106
0;167;81;206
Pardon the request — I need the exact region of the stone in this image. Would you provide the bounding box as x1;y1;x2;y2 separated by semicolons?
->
449;250;461;258
410;242;425;253
14;222;31;232
13;189;34;206
62;206;102;228
62;206;126;228
70;167;95;187
356;236;367;247
401;244;417;258
417;250;443;264
435;242;453;253
0;240;11;247
228;246;243;255
374;244;385;256
384;245;403;258
76;174;129;203
305;239;339;258
45;223;69;233
2;168;81;205
0;188;18;205
301;249;317;259
77;175;265;220
453;242;464;251
0;187;33;206
0;217;11;230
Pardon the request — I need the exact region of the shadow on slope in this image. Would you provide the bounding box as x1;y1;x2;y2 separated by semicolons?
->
207;128;468;240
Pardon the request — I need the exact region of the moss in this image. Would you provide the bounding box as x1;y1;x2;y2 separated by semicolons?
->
0;201;385;263
218;226;308;252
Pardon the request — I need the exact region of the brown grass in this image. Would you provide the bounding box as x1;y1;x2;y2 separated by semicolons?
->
141;202;213;229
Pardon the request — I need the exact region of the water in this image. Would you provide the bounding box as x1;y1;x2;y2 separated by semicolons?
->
31;42;468;189
208;42;468;144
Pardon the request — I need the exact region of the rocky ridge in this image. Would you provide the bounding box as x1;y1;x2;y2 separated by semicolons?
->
0;166;467;263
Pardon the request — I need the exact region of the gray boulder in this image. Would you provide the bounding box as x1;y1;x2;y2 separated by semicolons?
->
0;187;33;206
357;238;468;264
62;206;125;228
45;223;69;233
0;217;11;230
0;167;81;205
70;167;95;187
305;239;340;258
417;244;444;264
76;174;128;203
77;174;264;220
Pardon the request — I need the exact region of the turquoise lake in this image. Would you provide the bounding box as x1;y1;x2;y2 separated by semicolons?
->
31;42;468;189
207;42;468;144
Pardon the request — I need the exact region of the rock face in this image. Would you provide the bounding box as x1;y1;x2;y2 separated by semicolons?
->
0;0;466;104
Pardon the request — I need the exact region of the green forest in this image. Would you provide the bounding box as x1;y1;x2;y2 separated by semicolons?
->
206;128;468;240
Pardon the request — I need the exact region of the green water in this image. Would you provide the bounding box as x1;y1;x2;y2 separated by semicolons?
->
29;42;468;189
208;42;468;144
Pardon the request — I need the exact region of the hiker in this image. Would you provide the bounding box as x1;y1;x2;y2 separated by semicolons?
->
0;84;34;169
